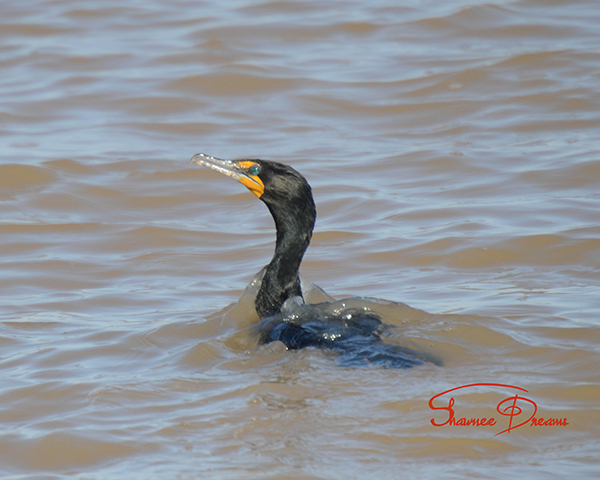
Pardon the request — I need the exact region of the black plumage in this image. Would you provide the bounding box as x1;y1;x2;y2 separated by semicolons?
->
191;153;425;368
250;161;316;319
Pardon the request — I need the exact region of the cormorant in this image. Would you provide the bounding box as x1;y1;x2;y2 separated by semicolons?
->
191;153;428;368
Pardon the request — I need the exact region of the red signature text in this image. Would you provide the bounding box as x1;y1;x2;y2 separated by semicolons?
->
428;383;568;436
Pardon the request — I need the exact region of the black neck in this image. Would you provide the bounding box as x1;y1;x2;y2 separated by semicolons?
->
255;194;316;319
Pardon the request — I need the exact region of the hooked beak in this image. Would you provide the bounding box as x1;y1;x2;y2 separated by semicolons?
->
190;153;264;198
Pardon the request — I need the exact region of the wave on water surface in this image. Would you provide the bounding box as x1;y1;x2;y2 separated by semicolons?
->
216;268;443;369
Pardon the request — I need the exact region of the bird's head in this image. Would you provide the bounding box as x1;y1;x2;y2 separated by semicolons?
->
190;153;312;207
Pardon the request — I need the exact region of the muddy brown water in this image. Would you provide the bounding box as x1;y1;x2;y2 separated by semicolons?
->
1;0;599;478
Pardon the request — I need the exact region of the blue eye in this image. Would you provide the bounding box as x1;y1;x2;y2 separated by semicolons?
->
249;164;261;176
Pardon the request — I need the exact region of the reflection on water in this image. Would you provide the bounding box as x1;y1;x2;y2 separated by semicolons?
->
1;0;599;478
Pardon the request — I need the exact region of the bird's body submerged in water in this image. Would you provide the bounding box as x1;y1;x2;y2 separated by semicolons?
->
191;153;427;368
